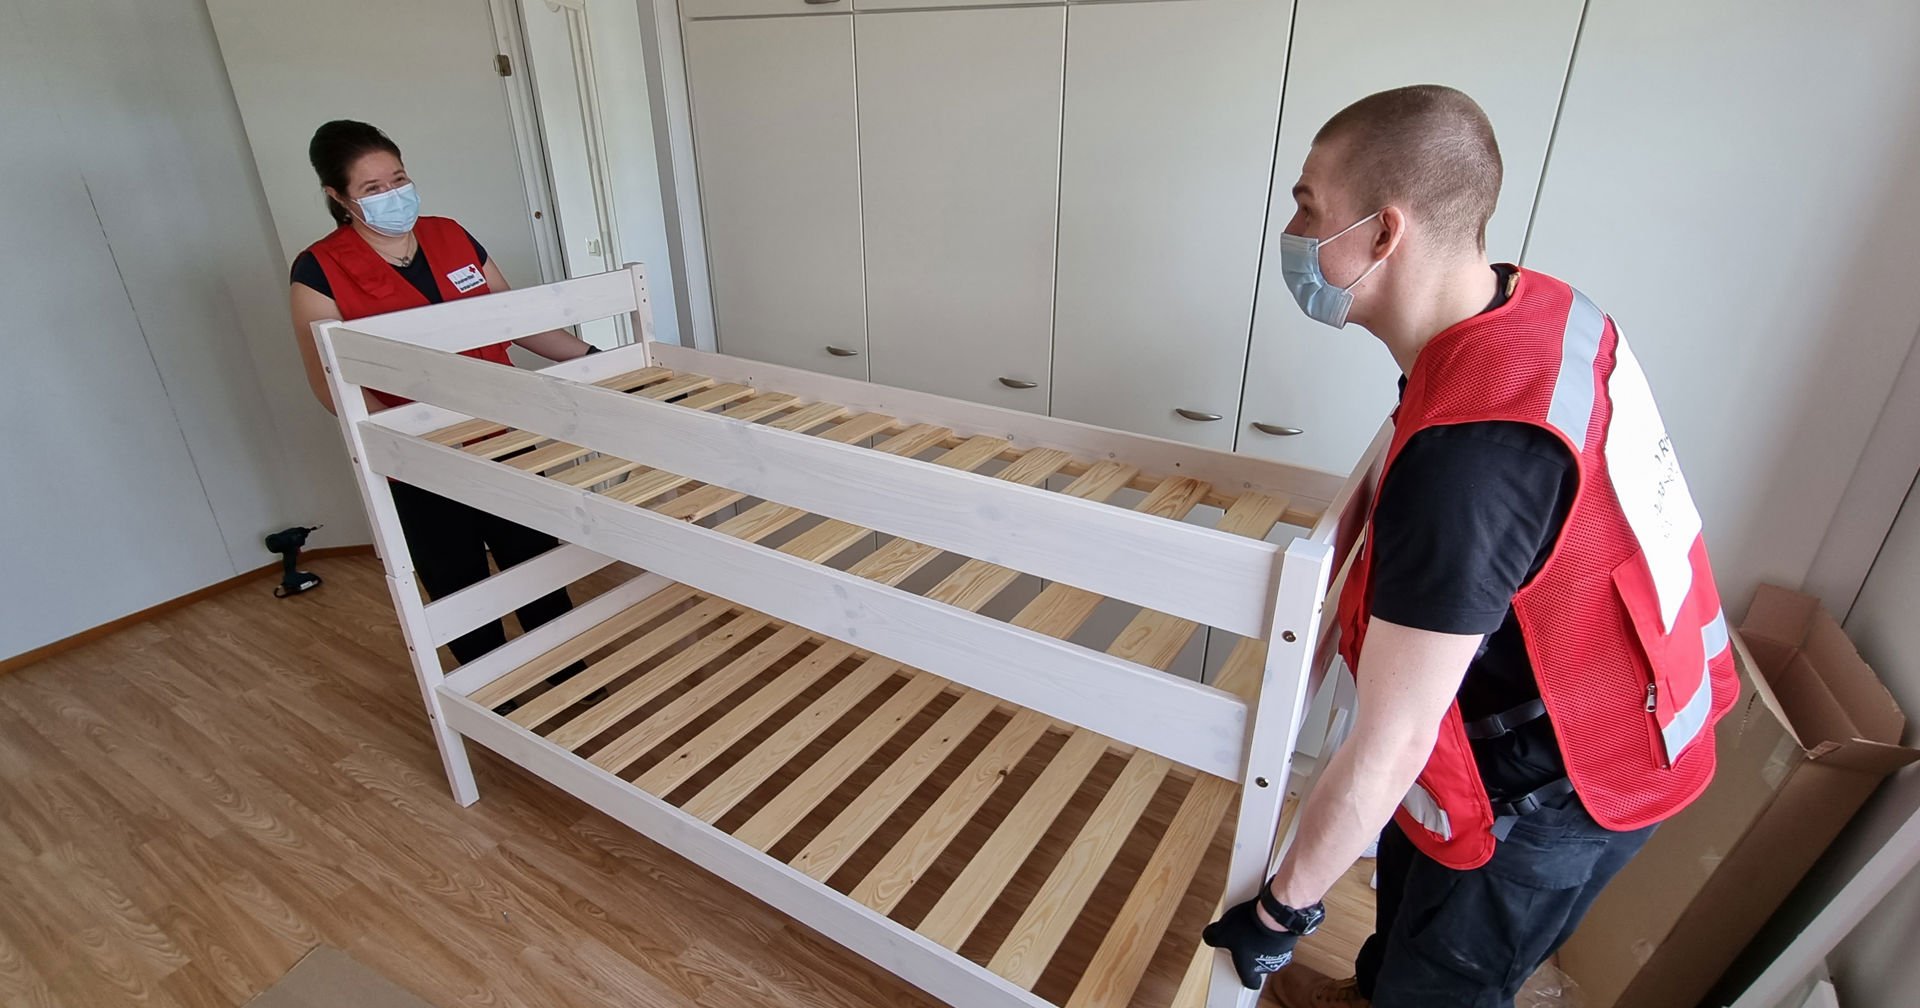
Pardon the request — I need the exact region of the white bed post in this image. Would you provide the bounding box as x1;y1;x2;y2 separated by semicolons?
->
625;261;659;358
313;318;481;807
1208;537;1336;1008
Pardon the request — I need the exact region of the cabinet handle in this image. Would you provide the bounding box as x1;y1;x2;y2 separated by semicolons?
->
1251;422;1305;436
1174;408;1223;422
803;0;839;5
998;377;1038;389
825;345;860;357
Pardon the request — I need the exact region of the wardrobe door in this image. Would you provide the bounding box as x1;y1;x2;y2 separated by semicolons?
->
1238;0;1583;475
858;6;1064;412
684;14;868;379
1049;0;1293;448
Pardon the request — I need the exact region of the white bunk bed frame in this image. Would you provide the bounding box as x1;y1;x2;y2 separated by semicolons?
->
315;265;1383;1008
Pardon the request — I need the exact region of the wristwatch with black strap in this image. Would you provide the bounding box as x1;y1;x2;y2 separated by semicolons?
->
1258;885;1327;936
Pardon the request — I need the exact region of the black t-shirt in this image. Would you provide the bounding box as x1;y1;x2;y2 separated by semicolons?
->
289;228;490;305
1366;264;1577;799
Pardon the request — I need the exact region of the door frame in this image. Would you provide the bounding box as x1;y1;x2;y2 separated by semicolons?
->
1804;323;1920;620
498;0;716;350
639;0;717;351
487;0;569;285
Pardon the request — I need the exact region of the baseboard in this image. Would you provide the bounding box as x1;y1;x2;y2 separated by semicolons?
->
0;544;375;676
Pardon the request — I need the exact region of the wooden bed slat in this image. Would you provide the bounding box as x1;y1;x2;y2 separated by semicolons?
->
604;468;694;506
679;381;755;411
1169;899;1226;1008
505;440;590;473
989;748;1173;988
914;729;1109;949
547;606;764;750
625;431;1020;799
718;391;798;422
504;595;728;728
468;585;695;708
586;624;814;774
790;688;1000;881
552;454;645;489
651;410;888;522
848;708;1053;914
730;672;950;850
528;596;736;736
768;400;852;433
675;653;900;822
635;638;859;795
890;475;1214;966
595;365;675;393
639;373;717;401
584;426;975;775
464;428;546;459
840;467;1170;916
1065;775;1236;1008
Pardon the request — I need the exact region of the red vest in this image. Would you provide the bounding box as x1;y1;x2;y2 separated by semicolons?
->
1334;268;1738;870
306;216;512;407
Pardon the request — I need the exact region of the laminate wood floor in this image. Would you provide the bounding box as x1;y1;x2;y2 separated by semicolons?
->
0;554;1573;1007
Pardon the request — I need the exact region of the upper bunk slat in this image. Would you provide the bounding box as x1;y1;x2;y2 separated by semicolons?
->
333;328;1283;639
359;430;1251;777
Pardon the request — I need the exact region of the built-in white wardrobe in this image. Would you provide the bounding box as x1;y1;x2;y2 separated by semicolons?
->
680;0;1582;474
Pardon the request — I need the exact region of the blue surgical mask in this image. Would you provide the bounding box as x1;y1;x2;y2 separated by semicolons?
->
355;183;420;237
1279;210;1388;329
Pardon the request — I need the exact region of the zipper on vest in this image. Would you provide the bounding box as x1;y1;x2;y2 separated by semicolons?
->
1644;683;1658;713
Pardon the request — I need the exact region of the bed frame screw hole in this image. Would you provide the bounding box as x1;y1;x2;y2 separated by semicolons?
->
1282;630;1297;642
1256;777;1271;788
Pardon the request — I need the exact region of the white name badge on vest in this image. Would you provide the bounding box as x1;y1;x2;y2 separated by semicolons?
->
446;264;486;294
1604;334;1704;633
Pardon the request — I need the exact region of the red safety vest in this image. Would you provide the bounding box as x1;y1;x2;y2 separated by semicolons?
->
306;216;512;407
1333;268;1738;870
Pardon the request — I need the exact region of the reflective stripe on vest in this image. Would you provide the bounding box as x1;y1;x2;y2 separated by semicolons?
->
1664;608;1730;759
1545;288;1606;448
1401;782;1453;841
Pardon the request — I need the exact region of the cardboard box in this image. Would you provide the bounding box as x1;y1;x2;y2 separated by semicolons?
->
245;946;437;1008
1558;585;1920;1008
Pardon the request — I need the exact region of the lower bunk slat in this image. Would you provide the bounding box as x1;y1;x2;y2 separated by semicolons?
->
443;567;1245;1007
437;689;1064;1008
1067;776;1237;1008
408;361;1311;1007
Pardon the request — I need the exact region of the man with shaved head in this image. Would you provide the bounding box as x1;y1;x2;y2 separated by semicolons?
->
1201;86;1736;1007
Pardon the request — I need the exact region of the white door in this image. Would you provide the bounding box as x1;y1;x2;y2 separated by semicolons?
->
1048;0;1292;449
520;0;623;347
683;14;868;380
855;6;1064;413
1236;0;1584;476
205;0;544;290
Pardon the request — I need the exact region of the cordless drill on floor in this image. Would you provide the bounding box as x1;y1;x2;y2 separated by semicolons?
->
264;525;323;598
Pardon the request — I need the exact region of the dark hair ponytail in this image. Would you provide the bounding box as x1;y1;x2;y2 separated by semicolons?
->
308;120;403;228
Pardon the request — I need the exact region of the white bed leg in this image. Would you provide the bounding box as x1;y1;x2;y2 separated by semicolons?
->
1207;538;1335;1008
385;571;480;806
315;318;482;807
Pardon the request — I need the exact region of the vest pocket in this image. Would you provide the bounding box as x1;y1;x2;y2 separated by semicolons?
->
1611;551;1716;768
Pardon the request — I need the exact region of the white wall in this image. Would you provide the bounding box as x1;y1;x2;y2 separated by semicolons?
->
1521;0;1920;612
1822;478;1920;1007
0;0;368;660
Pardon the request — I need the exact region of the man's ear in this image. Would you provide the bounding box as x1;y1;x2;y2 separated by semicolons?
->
1375;205;1409;261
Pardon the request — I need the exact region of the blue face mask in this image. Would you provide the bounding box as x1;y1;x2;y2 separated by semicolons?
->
355;183;420;237
1279;210;1388;329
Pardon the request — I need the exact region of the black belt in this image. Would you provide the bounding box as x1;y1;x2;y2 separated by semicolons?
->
1490;776;1575;818
1463;698;1548;740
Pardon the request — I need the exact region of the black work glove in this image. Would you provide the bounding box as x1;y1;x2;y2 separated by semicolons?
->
1202;896;1301;990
